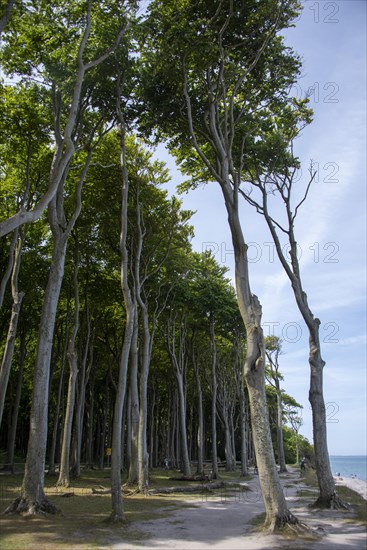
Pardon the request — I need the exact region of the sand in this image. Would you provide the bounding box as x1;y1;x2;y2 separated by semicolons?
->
101;469;367;550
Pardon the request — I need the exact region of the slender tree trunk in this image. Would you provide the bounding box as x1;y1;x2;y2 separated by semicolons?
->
221;180;296;530
239;377;248;477
149;381;156;470
276;386;287;473
110;116;135;521
86;377;94;468
48;354;66;476
194;366;204;475
0;229;17;309
210;319;219;479
6;329;26;473
175;371;191;476
309;326;338;507
57;244;80;487
137;314;150;491
128;312;139;484
5;233;68;514
71;315;92;477
0;227;25;429
258;186;346;509
166;316;191;477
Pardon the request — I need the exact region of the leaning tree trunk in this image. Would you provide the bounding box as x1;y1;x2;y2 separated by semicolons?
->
308;320;339;507
221;180;297;531
137;309;151;492
5;233;68;514
258;186;347;509
239;373;248;477
127;313;139;484
0;227;25;430
210;318;219;479
57;242;80;488
110;116;135;522
6;328;26;473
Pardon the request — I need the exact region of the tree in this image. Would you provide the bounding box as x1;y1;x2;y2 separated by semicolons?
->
2;0;136;515
0;0;135;238
242;153;348;508
265;336;287;473
140;0;305;530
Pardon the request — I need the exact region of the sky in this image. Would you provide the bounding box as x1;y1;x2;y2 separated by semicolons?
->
153;1;367;456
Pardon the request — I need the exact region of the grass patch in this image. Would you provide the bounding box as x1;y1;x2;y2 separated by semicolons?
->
0;468;209;550
334;485;367;524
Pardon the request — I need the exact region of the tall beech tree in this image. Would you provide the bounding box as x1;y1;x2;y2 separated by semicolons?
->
2;0;136;515
242;154;348;508
140;0;306;530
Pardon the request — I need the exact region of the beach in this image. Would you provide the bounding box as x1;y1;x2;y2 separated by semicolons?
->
335;475;367;501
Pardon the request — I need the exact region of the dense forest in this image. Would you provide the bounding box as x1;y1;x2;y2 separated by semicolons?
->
0;0;347;532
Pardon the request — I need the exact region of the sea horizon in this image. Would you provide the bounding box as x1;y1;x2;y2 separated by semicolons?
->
329;455;367;481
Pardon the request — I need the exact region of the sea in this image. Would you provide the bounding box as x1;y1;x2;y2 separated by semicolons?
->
330;456;367;480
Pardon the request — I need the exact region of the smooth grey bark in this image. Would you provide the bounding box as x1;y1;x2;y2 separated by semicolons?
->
127;313;139;484
110;117;135;521
71;309;92;477
6;328;26;473
265;343;287;473
239;370;248;477
220;179;295;529
0;226;25;429
166;315;191;477
244;165;345;508
5;146;93;514
57;243;80;488
48;320;69;476
192;349;204;475
276;389;287;473
209;318;219;479
0;230;17;308
86;376;95;468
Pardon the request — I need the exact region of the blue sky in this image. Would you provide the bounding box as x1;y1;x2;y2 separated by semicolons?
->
154;1;367;456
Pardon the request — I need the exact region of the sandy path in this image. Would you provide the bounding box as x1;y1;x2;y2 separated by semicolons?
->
99;471;367;550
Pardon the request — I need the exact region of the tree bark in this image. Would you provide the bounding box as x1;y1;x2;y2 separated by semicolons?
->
221;179;296;530
257;186;345;508
127;314;139;484
57;242;80;487
6;328;26;473
5;233;68;514
0;227;25;429
166;316;191;477
193;360;204;475
110;116;134;521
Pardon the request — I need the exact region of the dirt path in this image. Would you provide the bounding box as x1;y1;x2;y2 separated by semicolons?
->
100;470;367;550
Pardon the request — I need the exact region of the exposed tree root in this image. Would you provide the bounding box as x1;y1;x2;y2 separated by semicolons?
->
3;496;59;516
311;492;351;510
149;481;225;495
267;511;317;538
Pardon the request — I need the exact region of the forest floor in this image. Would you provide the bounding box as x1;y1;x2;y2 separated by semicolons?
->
0;466;366;549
